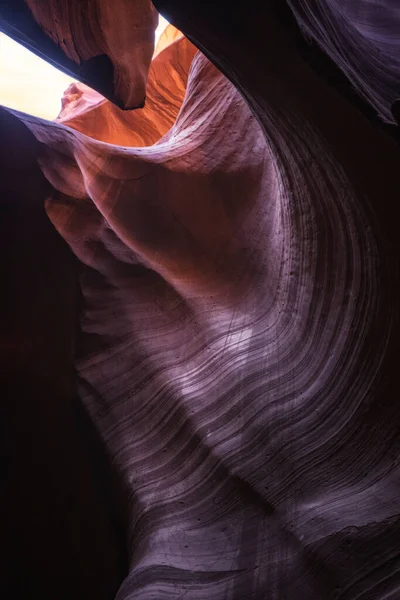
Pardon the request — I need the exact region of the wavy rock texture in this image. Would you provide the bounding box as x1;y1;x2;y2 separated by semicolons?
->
0;0;158;108
1;1;400;599
25;0;159;108
56;27;197;146
285;0;400;123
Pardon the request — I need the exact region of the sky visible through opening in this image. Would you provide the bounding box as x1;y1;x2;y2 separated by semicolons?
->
0;16;169;120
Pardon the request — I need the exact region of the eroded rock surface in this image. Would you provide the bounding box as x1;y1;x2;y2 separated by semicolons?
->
57;26;197;146
1;1;400;598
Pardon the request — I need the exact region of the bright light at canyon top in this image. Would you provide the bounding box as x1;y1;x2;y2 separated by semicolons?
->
0;16;169;120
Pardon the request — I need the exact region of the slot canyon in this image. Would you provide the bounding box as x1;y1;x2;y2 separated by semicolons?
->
0;1;400;598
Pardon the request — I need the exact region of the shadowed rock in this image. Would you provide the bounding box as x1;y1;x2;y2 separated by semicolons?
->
1;1;400;598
